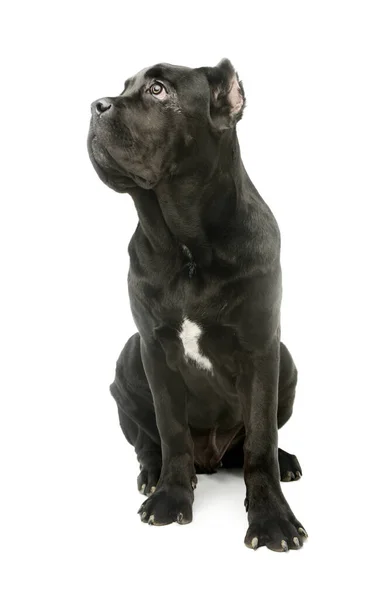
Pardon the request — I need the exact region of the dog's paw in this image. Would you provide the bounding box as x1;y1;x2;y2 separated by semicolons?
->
278;448;302;482
137;465;161;496
138;483;194;526
244;514;308;552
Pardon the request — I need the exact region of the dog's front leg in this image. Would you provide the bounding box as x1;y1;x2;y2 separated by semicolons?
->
138;340;196;526
239;337;306;551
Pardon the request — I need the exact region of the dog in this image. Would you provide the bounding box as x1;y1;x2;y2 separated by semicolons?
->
87;59;307;552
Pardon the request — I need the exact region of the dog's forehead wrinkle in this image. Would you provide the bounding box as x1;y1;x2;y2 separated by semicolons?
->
144;63;193;84
124;68;149;92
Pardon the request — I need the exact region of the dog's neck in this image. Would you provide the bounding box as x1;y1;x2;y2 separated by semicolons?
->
130;131;249;264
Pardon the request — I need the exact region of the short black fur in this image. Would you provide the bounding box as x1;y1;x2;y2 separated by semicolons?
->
87;59;307;551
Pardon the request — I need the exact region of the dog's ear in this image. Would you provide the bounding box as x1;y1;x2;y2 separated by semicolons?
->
201;59;245;130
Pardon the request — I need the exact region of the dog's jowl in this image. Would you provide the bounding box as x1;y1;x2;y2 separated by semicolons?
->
88;59;307;551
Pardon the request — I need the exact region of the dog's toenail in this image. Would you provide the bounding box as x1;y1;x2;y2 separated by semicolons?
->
148;515;155;525
251;537;258;549
140;484;146;494
191;481;196;489
293;537;300;547
150;486;156;494
177;512;183;523
141;511;147;520
281;540;289;552
295;471;301;479
298;527;308;538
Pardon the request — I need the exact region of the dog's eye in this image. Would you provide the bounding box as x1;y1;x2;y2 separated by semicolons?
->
151;83;163;94
148;82;167;99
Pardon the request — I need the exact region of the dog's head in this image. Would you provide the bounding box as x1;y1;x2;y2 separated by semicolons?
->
87;59;245;192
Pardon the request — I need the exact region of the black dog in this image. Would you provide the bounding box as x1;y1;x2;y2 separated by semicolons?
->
87;59;307;552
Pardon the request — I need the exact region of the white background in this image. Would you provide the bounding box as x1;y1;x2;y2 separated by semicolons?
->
1;1;391;597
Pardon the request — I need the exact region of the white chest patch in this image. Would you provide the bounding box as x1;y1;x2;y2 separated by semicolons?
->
179;318;213;372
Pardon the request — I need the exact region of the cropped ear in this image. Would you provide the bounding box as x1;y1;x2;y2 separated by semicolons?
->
200;59;245;130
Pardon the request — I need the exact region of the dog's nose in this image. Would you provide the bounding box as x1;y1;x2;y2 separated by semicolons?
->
93;98;112;115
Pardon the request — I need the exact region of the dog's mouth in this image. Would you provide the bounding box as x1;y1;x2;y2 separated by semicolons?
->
87;128;154;191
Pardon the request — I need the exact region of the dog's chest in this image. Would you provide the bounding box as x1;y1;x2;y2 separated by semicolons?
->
180;244;197;278
131;239;243;375
174;246;231;373
156;309;240;379
178;317;213;372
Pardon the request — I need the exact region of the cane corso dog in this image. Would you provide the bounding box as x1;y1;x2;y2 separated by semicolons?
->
87;59;307;552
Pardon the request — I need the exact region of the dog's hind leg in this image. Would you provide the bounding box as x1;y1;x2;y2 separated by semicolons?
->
277;342;302;481
110;333;162;496
117;407;162;495
221;445;302;482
